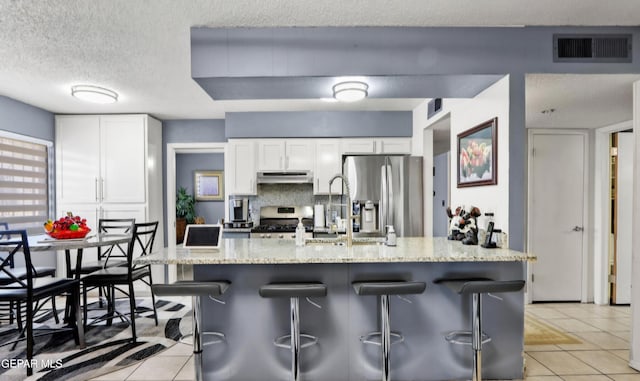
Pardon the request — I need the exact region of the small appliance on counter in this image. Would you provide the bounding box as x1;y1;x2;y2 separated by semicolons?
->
225;196;253;229
229;196;249;221
250;205;314;240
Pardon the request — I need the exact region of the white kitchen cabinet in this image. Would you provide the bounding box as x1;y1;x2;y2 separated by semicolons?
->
99;116;147;203
376;138;412;154
257;139;314;171
55;116;101;204
256;140;285;171
56;114;163;285
341;138;375;154
228;139;257;195
314;139;343;195
341;138;412;154
55;114;163;236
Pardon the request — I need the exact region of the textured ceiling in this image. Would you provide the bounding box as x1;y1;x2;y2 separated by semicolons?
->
0;1;639;120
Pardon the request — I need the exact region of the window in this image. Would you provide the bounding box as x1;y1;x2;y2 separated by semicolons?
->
0;132;52;234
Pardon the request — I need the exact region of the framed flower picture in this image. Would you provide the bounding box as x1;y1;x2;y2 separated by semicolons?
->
194;171;224;201
457;117;498;188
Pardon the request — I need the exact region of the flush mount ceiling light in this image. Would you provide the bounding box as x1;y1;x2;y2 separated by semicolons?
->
71;85;118;104
332;81;368;102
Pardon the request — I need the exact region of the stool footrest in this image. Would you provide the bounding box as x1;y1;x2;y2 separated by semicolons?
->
274;333;319;349
180;331;226;346
360;331;405;346
444;330;491;346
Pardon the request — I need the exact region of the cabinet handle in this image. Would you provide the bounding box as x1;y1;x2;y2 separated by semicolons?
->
286;156;289;169
95;178;99;201
373;141;377;153
101;178;105;201
316;178;319;189
280;156;284;169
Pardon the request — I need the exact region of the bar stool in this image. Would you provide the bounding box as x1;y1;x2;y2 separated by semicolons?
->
259;282;327;381
352;280;426;381
434;277;525;381
152;281;230;381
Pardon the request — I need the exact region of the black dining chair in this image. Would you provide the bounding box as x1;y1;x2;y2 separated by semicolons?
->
69;218;135;312
0;222;60;328
69;218;135;276
0;230;83;377
81;221;159;342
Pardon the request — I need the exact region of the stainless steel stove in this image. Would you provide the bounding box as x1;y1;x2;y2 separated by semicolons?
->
250;206;314;239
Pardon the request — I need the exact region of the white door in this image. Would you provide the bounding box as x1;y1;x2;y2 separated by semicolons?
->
341;138;375;154
314;139;342;194
530;133;586;301
229;140;256;195
377;138;412;154
615;132;633;304
257;140;285;171
285;140;314;170
100;116;146;203
55;116;100;204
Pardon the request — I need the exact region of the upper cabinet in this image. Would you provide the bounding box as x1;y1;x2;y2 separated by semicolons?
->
376;138;412;154
341;139;376;154
56;115;150;205
257;139;314;171
314;139;342;195
341;138;411;155
228;139;257;195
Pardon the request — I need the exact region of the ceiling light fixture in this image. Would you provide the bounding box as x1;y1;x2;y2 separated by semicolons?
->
332;81;368;102
71;85;118;104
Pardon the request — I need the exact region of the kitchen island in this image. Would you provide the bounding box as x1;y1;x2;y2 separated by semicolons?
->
138;237;535;381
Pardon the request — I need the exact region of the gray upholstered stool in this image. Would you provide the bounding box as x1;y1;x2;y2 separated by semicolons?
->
152;281;230;381
434;278;525;381
259;282;327;381
352;281;427;381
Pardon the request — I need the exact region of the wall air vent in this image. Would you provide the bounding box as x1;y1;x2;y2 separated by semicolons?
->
554;34;632;63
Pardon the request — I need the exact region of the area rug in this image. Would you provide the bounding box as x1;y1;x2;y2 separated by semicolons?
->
0;298;188;381
525;315;581;345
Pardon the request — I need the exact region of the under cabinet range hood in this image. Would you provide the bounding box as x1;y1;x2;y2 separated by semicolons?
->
256;170;313;184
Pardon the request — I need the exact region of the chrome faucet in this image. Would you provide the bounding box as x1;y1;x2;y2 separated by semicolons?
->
328;174;354;247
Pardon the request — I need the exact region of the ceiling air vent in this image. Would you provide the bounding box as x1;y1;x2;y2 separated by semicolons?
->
553;34;632;63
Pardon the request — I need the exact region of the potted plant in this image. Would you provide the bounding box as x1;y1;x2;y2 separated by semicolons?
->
176;187;195;243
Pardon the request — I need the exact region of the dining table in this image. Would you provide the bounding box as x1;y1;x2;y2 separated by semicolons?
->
25;233;132;280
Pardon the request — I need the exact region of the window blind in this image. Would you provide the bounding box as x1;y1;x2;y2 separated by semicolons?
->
0;135;49;233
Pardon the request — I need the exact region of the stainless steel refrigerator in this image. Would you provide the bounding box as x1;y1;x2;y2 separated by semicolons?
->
343;155;423;237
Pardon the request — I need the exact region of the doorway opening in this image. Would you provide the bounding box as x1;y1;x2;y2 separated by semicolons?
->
166;143;226;283
430;114;451;237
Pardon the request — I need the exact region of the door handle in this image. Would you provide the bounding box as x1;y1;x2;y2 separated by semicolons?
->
572;226;584;232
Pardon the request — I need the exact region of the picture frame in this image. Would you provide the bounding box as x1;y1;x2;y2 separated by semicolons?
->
457;117;498;188
194;171;224;201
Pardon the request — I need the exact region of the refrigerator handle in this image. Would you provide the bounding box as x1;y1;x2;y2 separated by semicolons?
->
380;164;387;230
387;161;394;229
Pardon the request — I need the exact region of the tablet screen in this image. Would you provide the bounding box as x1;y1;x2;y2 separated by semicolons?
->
183;224;222;249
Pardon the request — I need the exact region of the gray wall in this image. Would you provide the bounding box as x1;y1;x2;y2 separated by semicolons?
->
162;119;226;246
0;96;54;141
0;96;55;268
225;111;411;138
176;153;225;225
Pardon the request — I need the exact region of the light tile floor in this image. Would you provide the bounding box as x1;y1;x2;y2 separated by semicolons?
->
92;302;640;381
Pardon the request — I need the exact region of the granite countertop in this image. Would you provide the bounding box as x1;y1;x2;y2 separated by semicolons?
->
137;237;537;265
